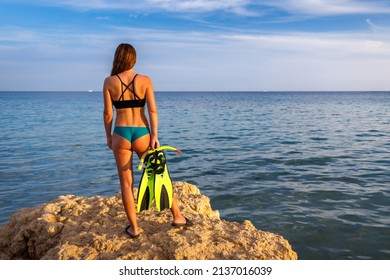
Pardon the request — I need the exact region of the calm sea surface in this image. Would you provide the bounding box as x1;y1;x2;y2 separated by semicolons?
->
0;91;389;260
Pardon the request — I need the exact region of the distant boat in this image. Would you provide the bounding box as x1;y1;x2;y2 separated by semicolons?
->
88;90;93;93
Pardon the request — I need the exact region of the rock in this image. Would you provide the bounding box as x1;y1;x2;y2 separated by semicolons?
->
0;182;298;260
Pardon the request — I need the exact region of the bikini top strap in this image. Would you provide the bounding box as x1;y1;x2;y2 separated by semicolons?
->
131;74;141;100
116;74;140;100
116;74;125;100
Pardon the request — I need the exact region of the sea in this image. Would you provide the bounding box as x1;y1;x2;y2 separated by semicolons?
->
0;91;389;260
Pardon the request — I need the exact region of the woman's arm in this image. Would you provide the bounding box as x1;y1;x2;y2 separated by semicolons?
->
103;78;114;149
144;76;160;149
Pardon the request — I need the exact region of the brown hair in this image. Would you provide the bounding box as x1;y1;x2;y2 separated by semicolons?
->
111;43;137;76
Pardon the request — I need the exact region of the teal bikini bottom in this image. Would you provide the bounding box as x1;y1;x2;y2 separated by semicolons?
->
113;126;150;143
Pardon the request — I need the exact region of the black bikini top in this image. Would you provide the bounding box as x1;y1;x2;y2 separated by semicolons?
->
112;74;146;109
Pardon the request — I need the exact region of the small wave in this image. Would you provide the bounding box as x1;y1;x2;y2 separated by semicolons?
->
284;156;335;166
90;177;111;184
310;137;328;141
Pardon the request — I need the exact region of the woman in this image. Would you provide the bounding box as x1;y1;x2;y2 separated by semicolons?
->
103;43;191;238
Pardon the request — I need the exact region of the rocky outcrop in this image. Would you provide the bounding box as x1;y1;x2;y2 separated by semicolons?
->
0;182;297;260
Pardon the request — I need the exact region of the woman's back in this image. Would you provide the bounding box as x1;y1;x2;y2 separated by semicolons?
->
106;70;150;127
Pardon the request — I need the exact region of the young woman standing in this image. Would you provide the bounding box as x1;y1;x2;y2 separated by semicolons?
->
103;43;191;238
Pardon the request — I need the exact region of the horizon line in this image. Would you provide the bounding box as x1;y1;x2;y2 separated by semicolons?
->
1;90;390;93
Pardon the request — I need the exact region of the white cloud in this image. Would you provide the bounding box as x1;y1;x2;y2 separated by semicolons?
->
13;0;390;16
223;32;390;57
266;0;390;16
145;0;253;14
31;0;253;15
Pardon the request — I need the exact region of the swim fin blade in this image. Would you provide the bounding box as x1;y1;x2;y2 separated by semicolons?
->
137;154;155;212
154;151;173;211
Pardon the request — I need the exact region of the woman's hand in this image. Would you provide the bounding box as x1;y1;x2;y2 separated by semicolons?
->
150;134;160;149
107;136;113;150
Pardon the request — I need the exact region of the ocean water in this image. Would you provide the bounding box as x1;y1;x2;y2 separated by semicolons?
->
0;91;389;260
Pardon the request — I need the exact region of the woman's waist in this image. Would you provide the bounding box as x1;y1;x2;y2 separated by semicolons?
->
114;121;149;128
114;125;149;129
114;116;149;127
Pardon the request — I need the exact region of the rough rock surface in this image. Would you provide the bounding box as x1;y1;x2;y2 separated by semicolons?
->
0;182;298;260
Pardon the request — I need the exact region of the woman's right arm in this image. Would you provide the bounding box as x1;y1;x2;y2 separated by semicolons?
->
103;78;114;149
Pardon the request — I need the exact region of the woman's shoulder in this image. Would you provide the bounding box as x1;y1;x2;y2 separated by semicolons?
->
136;73;152;82
136;74;153;88
104;75;117;86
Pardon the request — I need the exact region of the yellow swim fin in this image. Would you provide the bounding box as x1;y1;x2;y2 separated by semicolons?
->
137;146;181;212
137;153;155;212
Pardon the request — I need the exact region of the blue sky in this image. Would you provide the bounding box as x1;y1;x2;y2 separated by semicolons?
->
1;0;390;91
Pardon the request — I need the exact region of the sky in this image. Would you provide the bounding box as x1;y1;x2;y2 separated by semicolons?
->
1;0;390;91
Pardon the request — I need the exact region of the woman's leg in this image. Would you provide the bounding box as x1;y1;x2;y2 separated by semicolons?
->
112;134;138;236
170;197;186;224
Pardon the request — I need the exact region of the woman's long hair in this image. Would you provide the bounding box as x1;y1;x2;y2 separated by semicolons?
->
111;43;137;76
